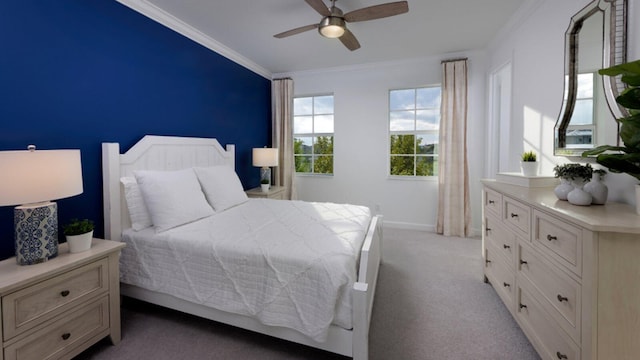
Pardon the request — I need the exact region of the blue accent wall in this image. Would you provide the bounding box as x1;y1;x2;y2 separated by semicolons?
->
0;1;271;260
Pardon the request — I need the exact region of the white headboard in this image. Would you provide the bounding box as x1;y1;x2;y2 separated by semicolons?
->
102;135;235;242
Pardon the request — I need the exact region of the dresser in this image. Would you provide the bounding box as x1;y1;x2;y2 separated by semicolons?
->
482;180;640;360
0;239;125;360
245;185;286;199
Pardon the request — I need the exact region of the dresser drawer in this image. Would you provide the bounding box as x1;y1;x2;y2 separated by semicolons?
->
485;246;516;311
516;286;580;360
484;187;502;217
503;196;531;239
533;210;582;276
518;243;581;342
2;258;109;340
4;295;109;360
484;215;516;267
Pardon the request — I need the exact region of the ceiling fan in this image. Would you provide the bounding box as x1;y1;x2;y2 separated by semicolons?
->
274;0;409;51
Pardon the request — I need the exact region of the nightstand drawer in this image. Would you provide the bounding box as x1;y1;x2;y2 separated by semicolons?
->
4;295;109;360
2;258;109;340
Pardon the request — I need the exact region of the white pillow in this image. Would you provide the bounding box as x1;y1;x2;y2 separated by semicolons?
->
134;169;215;232
120;177;153;231
194;166;248;212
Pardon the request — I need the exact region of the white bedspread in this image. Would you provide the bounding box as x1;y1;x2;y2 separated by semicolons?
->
119;199;371;342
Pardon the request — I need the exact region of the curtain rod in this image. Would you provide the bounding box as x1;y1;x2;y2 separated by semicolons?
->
441;57;468;64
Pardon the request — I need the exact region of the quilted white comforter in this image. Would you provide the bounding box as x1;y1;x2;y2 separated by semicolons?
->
119;199;371;342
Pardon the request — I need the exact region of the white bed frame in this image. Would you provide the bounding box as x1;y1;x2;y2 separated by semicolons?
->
102;135;383;360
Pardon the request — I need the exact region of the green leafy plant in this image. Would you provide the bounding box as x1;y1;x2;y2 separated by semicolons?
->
582;60;640;181
521;151;537;162
553;163;593;182
260;178;270;185
63;218;94;236
593;168;607;180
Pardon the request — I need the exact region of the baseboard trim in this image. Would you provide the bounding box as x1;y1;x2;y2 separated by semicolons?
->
383;221;481;238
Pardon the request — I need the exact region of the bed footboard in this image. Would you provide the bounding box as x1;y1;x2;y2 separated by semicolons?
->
352;215;383;360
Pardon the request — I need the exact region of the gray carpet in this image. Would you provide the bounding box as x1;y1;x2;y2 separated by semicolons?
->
76;228;540;360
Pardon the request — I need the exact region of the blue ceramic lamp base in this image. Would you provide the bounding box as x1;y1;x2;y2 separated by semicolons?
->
14;202;59;265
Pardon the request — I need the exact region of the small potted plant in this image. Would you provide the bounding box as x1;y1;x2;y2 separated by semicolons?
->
63;218;94;253
555;163;593;206
552;163;592;201
520;151;538;176
260;178;270;193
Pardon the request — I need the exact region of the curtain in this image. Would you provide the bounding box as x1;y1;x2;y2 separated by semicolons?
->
272;78;296;200
436;59;470;237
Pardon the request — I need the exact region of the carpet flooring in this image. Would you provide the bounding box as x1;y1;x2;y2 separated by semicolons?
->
76;228;540;360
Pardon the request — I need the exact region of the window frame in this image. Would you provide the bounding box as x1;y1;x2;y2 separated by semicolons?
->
293;94;335;176
388;85;441;178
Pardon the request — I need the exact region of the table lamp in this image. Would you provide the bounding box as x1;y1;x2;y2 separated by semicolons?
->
0;146;83;265
252;147;279;190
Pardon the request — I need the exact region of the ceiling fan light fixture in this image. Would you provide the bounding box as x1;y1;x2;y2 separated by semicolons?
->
319;16;345;38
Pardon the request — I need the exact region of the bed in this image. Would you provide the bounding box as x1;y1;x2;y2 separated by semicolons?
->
102;135;383;360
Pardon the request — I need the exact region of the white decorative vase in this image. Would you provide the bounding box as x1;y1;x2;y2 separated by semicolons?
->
636;185;640;215
520;161;539;177
583;173;608;205
554;178;573;201
261;184;269;193
66;230;93;253
567;182;592;206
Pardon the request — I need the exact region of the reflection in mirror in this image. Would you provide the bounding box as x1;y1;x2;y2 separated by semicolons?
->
554;0;627;156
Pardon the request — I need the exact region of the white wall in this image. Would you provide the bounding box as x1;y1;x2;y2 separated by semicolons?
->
486;0;640;206
276;52;487;233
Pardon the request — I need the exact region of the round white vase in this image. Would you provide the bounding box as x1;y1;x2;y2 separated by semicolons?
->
66;230;93;253
520;161;539;177
567;182;592;206
583;173;608;205
554;178;573;201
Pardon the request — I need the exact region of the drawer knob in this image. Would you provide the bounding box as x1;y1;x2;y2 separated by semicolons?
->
556;351;568;359
60;290;70;297
503;244;510;249
61;333;71;341
488;200;495;204
547;234;558;241
557;294;569;302
485;227;491;232
519;303;527;310
503;282;510;288
519;260;528;265
510;213;518;218
485;259;492;265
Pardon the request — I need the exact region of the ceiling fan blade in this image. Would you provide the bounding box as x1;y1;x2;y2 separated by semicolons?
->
344;1;408;22
339;29;361;51
305;0;331;16
274;24;319;38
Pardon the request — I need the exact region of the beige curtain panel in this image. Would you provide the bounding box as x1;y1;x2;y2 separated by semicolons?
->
436;59;470;237
272;78;297;200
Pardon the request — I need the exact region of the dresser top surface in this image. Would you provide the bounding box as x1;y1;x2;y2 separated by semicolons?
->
483;179;640;234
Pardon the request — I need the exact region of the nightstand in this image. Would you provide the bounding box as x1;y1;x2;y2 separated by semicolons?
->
0;238;125;360
245;185;286;199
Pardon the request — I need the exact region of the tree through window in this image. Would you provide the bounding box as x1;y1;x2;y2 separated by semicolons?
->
293;95;334;174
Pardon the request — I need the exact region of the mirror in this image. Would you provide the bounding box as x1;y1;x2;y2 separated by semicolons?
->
554;0;627;156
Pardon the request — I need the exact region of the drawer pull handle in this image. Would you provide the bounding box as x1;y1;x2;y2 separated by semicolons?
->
486;227;491;233
60;290;70;297
557;294;569;302
519;260;528;265
488;200;495;204
485;259;492;265
510;213;518;218
519;303;527;309
547;234;557;241
503;282;510;288
503;244;510;249
61;333;71;341
556;352;568;359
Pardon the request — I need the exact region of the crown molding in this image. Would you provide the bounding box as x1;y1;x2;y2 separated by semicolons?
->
116;0;272;79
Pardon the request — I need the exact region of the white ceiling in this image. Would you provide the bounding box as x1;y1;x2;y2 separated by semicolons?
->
138;0;527;75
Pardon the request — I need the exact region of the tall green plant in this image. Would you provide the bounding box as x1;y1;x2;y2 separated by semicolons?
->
582;60;640;180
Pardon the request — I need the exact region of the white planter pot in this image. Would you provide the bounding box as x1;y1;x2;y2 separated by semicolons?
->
520;161;539;177
567;183;592;206
583;173;608;205
554;178;573;201
66;230;93;253
261;184;270;193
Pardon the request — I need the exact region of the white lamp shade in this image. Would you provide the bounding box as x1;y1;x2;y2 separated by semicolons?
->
252;148;279;167
0;149;83;206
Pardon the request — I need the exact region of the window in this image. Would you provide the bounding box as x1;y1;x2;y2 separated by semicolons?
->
564;72;595;147
293;95;334;174
389;86;441;176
